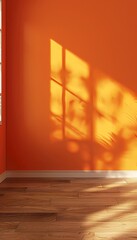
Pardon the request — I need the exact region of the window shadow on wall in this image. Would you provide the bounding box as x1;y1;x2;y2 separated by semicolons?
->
50;39;137;171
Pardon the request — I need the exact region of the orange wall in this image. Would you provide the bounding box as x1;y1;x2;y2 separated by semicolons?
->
0;0;6;174
6;0;137;170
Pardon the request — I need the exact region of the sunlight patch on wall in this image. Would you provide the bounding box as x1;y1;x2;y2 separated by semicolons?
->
50;39;62;83
94;71;137;169
50;80;63;140
50;39;90;141
65;49;90;101
50;39;137;170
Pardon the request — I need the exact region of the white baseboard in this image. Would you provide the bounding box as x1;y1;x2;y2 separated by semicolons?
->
0;171;7;183
5;170;137;178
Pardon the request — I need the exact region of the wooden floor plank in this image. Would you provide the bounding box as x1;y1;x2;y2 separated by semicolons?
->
1;177;137;239
0;213;57;222
0;232;85;240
